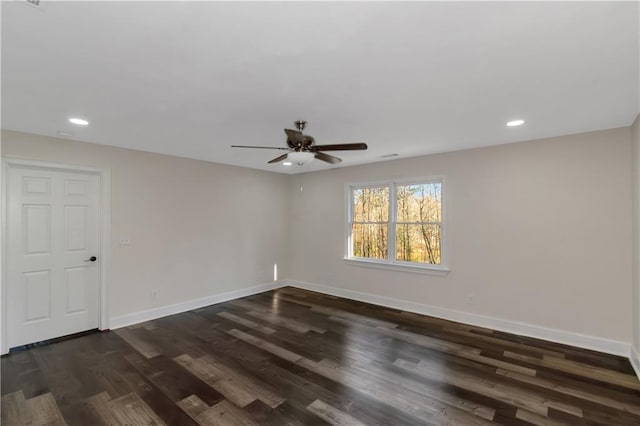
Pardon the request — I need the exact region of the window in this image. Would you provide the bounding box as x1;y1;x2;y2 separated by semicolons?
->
347;178;447;271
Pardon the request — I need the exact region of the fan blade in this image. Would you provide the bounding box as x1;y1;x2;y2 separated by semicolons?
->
314;152;342;164
268;153;289;164
311;143;367;151
284;129;304;145
231;145;289;150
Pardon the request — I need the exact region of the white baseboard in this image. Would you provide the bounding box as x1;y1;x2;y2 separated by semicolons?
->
631;345;640;379
109;281;286;329
284;279;631;358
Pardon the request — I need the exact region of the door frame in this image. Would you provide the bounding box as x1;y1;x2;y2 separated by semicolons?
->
1;156;111;354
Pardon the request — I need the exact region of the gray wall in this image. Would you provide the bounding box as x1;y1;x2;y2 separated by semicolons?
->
288;127;632;344
2;130;290;320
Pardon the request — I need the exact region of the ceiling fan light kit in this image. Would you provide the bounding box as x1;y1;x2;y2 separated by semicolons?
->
231;120;368;166
288;151;315;165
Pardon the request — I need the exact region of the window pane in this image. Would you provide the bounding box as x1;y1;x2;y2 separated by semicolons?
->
351;224;388;259
352;186;389;222
396;182;442;223
395;224;441;264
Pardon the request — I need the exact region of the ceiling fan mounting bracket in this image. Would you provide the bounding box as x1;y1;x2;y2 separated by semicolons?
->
295;120;307;131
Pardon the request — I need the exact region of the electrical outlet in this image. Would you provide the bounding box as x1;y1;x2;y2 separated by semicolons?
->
467;293;474;304
151;289;159;299
119;235;131;245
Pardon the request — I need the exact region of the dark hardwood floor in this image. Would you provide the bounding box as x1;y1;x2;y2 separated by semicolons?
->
3;286;640;425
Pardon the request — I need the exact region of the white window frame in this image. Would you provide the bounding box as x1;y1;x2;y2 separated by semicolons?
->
345;176;450;275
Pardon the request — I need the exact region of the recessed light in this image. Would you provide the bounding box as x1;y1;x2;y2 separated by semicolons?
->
69;118;89;126
506;119;524;127
282;161;292;166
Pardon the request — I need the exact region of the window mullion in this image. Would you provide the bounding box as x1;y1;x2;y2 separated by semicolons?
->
388;183;397;263
347;186;354;259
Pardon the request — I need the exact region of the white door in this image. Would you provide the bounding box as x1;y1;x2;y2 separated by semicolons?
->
7;165;100;348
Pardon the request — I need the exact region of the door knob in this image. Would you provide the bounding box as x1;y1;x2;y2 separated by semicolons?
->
84;256;97;262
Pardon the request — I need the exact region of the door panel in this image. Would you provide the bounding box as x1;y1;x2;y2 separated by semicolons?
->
65;205;87;251
65;266;88;314
22;176;50;195
8;166;100;348
23;204;51;254
24;270;51;321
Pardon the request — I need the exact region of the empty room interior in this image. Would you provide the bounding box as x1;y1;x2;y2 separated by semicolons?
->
2;1;640;425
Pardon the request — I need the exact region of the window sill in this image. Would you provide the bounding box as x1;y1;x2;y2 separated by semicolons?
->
343;258;451;276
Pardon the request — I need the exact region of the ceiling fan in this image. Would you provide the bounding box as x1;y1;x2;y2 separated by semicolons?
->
231;120;367;165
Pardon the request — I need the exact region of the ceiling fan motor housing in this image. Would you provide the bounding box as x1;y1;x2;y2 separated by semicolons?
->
287;136;315;150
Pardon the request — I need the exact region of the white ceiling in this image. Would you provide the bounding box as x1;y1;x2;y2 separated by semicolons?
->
2;1;639;174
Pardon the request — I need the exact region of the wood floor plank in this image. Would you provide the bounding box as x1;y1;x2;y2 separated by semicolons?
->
515;408;567;426
177;394;210;420
442;326;567;359
199;355;285;408
227;328;304;363
495;368;640;416
25;392;67;426
546;399;583;418
85;392;121;426
504;350;640;391
395;357;582;420
124;353;225;408
175;354;226;383
306;399;367;426
227;298;271;312
174;354;257;407
114;327;161;359
196;400;257;426
1;391;31;426
245;310;326;334
373;323;538;376
277;294;399;329
217;311;276;335
109;392;167;426
401;357;548;414
110;362;196;425
0;351;48;401
175;349;286;411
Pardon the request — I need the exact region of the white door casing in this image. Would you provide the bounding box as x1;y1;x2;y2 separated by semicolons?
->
3;159;109;350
